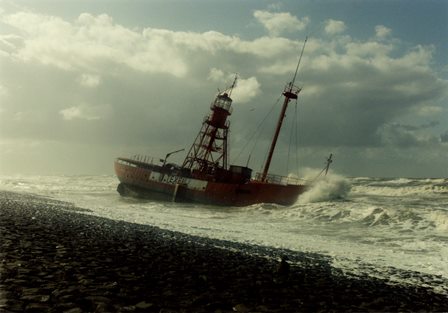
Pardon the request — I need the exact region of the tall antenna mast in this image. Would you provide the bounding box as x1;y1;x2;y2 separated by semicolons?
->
260;37;308;182
228;74;238;97
291;36;307;86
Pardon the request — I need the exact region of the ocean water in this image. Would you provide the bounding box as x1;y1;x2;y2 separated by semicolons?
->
1;174;447;294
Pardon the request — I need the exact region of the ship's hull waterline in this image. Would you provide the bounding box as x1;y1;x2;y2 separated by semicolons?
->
115;160;305;206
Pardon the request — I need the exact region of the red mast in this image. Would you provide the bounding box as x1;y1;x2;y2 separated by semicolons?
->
182;78;237;177
260;37;307;182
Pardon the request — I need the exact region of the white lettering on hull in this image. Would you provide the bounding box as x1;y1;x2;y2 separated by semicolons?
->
147;171;207;191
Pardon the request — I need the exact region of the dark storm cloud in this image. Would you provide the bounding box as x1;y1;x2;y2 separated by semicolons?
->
393;121;439;131
376;123;440;147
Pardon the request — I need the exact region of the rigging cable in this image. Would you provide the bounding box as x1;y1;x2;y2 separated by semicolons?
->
258;94;286;174
233;36;309;173
232;94;283;165
294;98;300;178
286;98;300;178
286;103;294;174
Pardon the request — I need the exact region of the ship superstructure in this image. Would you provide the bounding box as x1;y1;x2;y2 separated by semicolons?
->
115;40;318;206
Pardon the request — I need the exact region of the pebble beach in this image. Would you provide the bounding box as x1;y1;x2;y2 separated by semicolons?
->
1;190;447;312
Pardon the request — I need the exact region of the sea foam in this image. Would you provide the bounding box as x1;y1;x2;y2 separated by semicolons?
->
298;171;351;203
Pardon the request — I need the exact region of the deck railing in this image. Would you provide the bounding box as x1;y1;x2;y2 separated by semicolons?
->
254;172;305;185
117;155;158;167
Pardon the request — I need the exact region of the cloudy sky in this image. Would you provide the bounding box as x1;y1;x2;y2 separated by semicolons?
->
0;0;447;178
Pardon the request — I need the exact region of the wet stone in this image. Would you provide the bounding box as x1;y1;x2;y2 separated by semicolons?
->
20;294;50;303
24;303;51;312
134;301;153;309
85;295;111;304
62;307;83;313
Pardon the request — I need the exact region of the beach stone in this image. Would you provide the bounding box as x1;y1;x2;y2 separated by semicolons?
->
94;303;110;313
255;305;269;312
85;295;111;304
134;301;153;309
63;308;83;313
102;281;118;290
232;303;250;312
24;302;50;312
20;293;50;302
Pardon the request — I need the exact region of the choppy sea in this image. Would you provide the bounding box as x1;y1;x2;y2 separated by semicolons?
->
1;174;447;294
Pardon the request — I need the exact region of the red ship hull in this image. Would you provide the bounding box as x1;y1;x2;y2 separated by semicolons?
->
114;159;305;206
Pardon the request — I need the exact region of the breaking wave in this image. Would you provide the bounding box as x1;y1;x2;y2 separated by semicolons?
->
298;172;351;203
352;177;448;197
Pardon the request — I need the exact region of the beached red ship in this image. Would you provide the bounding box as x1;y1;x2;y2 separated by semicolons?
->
115;46;316;206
